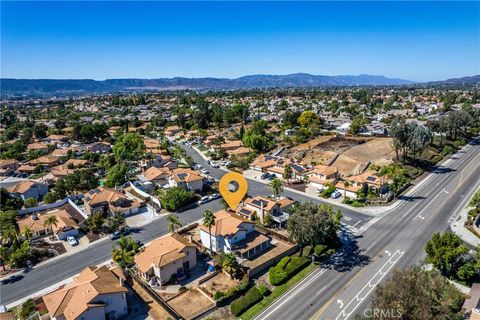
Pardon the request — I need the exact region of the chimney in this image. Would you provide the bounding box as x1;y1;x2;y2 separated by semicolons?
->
188;234;193;243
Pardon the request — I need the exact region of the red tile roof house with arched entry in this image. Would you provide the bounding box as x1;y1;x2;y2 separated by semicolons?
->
134;233;197;286
42;266;129;320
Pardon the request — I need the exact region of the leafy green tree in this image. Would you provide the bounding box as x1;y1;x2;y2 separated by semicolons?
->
21;226;33;241
167;215;182;233
85;213;104;233
425;232;468;277
0;188;24;211
0;210;18;233
104;162;128;188
221;252;240;278
113;133;145;162
43;192;58;204
298;111;322;128
24;198;38;208
287;202;342;254
33;123;48;139
363;267;465;320
19;298;36;320
203;210;216;254
112;236;140;269
283;164;292;180
469;189;480;209
269;178;284;198
161;187;196;211
349;115;367;134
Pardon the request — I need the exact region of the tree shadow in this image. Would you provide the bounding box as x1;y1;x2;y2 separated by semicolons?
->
397;195;426;202
427;165;456;174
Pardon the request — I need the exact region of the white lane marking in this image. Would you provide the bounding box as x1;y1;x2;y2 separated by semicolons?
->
448;180;480;223
412;188;445;221
334;250;405;320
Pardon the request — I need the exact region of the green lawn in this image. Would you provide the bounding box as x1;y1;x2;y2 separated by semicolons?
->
239;263;317;320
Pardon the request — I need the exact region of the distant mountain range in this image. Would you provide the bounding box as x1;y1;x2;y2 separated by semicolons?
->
1;73;478;96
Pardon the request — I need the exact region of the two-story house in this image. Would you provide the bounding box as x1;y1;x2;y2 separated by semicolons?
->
83;187;143;216
43;266;129;320
168;168;204;192
305;164;338;190
135;233;197;286
199;210;270;260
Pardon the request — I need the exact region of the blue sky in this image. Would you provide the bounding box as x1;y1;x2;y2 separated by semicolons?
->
1;1;479;81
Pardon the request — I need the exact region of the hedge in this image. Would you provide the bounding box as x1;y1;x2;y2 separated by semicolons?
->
269;256;310;286
284;256;310;277
257;284;271;297
269;266;288;286
230;287;262;316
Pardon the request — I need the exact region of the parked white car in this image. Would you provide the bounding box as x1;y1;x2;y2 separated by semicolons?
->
67;236;78;246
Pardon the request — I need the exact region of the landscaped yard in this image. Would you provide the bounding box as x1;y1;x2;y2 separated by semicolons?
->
239;263;317;320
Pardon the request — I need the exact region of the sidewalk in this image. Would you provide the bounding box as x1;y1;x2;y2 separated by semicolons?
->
450;205;480;247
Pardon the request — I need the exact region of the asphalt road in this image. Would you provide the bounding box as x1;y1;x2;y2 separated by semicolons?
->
254;138;480;320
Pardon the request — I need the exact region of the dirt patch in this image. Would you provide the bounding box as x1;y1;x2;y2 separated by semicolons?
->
201;272;239;296
342;137;395;165
168;289;215;319
131;281;172;320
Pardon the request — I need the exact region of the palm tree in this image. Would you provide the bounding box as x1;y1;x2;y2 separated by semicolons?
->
203;210;216;254
221;252;239;278
343;180;351;198
21;227;33;242
0;246;9;271
112;236;139;270
269;178;284;199
1;226;18;246
167;215;182;234
43;215;58;240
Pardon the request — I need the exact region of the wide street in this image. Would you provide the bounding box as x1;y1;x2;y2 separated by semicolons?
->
254;137;480;320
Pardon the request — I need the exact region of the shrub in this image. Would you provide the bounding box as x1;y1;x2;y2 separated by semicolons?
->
302;246;312;257
277;256;290;269
230;287;263;316
284;256;310;277
314;244;327;257
257;284;271;296
269;266;288;286
214;290;225;300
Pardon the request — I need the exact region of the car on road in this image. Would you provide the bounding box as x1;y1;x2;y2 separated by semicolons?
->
110;230;122;240
331;191;342;199
209;193;221;200
67;236;78;246
197;196;210;205
1;275;23;284
200;168;209;174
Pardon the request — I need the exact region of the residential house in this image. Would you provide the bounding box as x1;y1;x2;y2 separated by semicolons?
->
241;196;279;223
139;166;170;186
2;179;49;200
86;142;112;154
43;266;129;320
348;170;388;194
305;165;338;190
0;159;19;176
135;233;197;286
27;142;49;154
30;155;60;168
83;187;144;216
217;140;243;152
17;203;85;240
164;125;182;138
199;210;271;260
168;168;204;192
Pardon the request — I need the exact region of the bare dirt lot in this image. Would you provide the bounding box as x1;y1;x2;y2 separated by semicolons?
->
168;289;215;319
286;136;395;176
201;272;239;297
